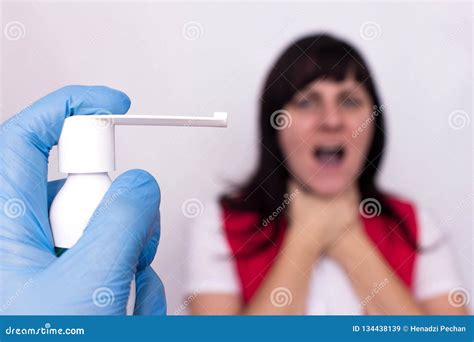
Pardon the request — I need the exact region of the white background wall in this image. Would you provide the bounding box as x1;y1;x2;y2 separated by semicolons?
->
1;1;472;313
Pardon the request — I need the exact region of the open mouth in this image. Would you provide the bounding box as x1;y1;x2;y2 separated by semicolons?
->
313;145;345;166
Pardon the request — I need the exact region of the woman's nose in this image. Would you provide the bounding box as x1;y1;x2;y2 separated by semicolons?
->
318;106;344;131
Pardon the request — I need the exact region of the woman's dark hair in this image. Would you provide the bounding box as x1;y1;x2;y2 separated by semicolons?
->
221;33;416;254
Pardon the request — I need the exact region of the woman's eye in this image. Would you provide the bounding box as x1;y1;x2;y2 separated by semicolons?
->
341;98;360;108
295;98;312;108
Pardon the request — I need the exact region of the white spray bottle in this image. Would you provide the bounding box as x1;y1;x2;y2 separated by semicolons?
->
49;112;227;312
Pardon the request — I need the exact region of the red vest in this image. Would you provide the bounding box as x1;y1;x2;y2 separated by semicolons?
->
221;196;418;303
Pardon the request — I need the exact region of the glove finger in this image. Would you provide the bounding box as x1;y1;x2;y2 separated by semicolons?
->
0;180;67;286
136;206;161;272
47;178;66;211
0;85;131;250
53;169;160;311
133;266;167;315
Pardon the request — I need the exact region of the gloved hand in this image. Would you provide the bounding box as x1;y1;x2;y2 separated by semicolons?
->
0;85;166;315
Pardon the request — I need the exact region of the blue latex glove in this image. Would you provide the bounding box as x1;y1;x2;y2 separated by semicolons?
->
0;85;166;315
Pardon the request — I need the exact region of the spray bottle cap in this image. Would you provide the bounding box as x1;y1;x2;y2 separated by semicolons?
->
57;112;228;173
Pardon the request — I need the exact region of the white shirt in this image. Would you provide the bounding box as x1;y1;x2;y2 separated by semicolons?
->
185;199;461;314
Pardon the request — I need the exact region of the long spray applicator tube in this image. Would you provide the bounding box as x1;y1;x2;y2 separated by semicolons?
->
51;112;228;253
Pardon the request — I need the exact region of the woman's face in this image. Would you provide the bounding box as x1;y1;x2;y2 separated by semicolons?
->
277;76;375;197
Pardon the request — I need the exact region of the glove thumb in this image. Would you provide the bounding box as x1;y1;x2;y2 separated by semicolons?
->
57;169;160;296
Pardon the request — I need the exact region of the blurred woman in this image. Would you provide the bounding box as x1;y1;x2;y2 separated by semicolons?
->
186;33;467;315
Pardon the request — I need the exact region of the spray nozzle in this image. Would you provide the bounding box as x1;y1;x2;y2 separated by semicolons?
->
57;112;228;173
